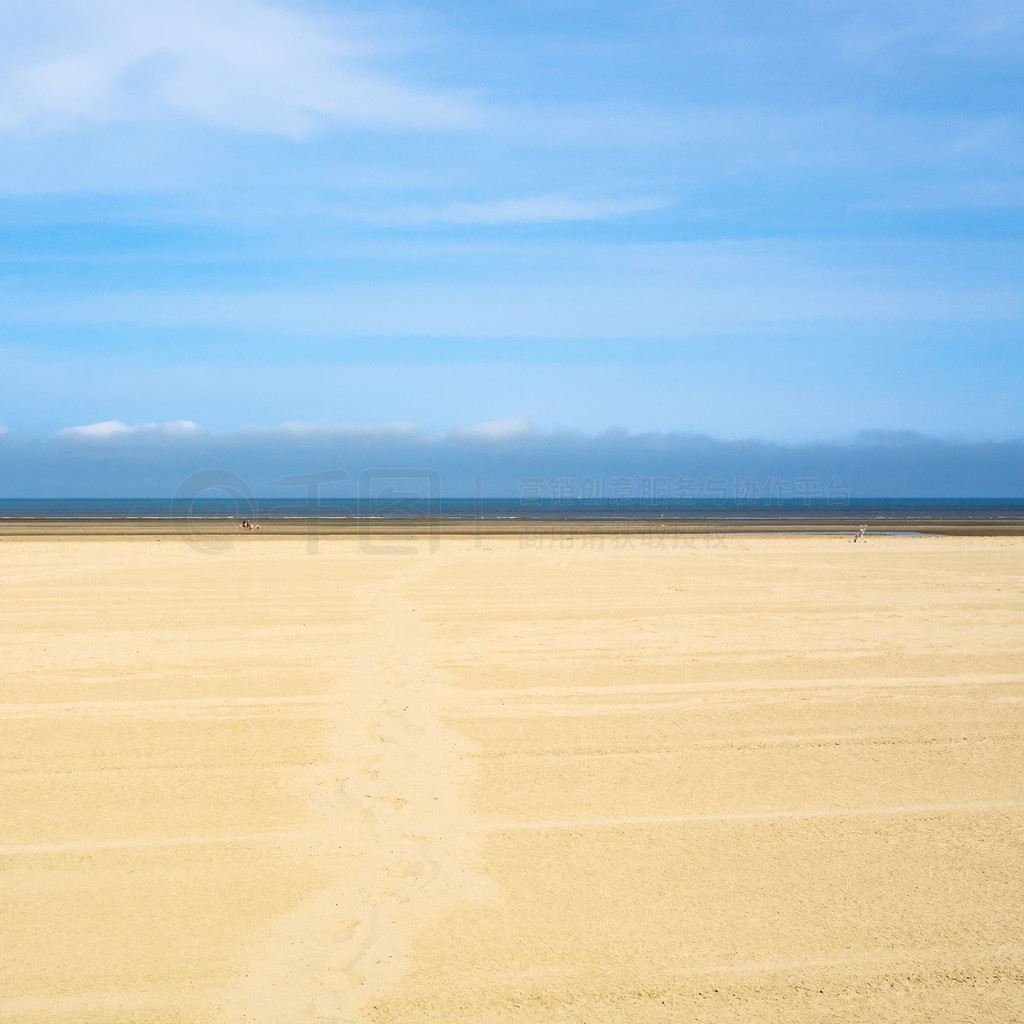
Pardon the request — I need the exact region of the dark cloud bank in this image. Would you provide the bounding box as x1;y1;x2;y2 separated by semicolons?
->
0;426;1022;499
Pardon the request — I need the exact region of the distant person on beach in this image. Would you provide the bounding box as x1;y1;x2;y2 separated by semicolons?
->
853;525;867;542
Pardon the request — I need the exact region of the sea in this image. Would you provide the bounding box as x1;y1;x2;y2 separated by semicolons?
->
1;498;1022;522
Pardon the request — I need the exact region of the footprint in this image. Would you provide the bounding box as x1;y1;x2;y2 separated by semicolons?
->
380;855;440;902
317;917;364;949
368;794;409;810
403;855;439;892
332;919;361;942
311;992;345;1018
319;969;363;993
374;733;411;752
336;788;378;824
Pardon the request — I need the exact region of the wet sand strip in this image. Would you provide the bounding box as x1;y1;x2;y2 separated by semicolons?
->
1;516;1022;537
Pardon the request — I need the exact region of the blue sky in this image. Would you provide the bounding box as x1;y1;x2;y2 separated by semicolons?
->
0;0;1022;494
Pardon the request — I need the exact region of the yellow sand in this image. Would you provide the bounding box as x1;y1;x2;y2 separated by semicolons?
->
1;533;1022;1023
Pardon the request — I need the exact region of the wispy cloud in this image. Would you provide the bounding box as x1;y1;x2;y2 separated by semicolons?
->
860;179;1024;210
0;0;477;138
377;195;670;226
6;237;1021;339
837;0;1024;61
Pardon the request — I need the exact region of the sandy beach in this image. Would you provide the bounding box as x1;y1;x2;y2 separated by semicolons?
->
2;531;1022;1022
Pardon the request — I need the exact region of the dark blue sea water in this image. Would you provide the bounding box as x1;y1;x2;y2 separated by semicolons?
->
1;498;1022;521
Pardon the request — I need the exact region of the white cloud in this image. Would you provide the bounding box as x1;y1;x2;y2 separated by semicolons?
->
59;419;198;438
59;420;134;438
456;417;532;439
0;0;477;138
0;424;9;436
384;195;669;226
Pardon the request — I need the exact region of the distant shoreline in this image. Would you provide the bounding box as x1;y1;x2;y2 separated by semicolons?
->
2;516;1023;536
